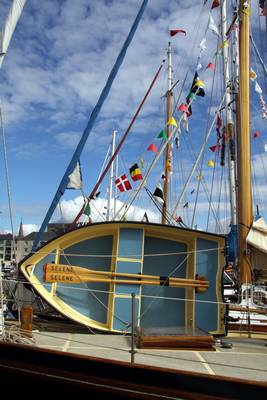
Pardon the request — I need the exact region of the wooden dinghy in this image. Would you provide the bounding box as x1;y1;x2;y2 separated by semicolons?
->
19;221;225;334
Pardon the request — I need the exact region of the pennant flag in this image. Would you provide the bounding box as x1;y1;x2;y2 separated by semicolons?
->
153;183;164;204
189;72;205;97
197;174;203;181
190;189;195;194
219;40;229;49
206;62;215;70
167;159;172;172
208;14;220;36
142;212;149;223
208;159;215;167
182;112;189;132
90;191;100;200
209;144;220;152
255;81;262;95
249;68;257;81
147;143;158;153
140;158;145;169
166;116;178;127
83;201;91;216
170;29;186;37
211;0;220;8
129;163;143;181
183;202;189;208
253;131;260;139
176;216;183;223
67;161;82;189
199;37;207;52
196;62;203;71
260;0;267;16
161;173;166;180
115;174;132;192
157;130;167;140
178;103;189;113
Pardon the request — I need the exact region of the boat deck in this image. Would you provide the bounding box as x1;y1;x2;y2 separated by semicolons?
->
16;318;267;383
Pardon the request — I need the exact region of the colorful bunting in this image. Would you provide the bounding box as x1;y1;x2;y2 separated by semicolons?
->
208;14;220;36
166;116;178;127
115;174;132;192
211;0;220;9
197;174;203;181
147;143;159;153
178;103;189;113
206;62;215;70
253;131;260;139
249;68;257;81
167;159;172;172
157;130;167;140
83;201;91;216
190;72;205;97
142;212;149;223
176;216;183;224
129;163;143;181
219;40;229;49
209;144;220;152
153;183;164;204
199;37;207;52
208;160;215;167
255;81;262;95
170;29;186;37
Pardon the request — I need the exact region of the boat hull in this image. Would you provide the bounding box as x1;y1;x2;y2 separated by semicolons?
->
19;222;225;334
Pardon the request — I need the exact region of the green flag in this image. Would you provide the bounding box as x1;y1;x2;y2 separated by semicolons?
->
157;130;167;140
83;201;91;216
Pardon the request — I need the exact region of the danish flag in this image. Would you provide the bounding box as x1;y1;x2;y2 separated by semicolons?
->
115;174;132;192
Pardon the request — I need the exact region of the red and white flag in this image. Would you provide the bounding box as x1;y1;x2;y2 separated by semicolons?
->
115;174;132;192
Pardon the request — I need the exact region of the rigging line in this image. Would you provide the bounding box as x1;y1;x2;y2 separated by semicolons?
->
127;254;190;330
115;83;200;221
72;58;166;226
0;105;17;264
171;91;227;220
206;151;219;231
60;248;128;327
30;245;227;258
190;40;219;229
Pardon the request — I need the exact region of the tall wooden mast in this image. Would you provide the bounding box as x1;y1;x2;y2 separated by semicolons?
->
237;0;252;283
162;42;173;224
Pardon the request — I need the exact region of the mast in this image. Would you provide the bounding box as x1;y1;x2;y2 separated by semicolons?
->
221;0;237;227
106;130;116;221
162;42;173;224
237;0;252;284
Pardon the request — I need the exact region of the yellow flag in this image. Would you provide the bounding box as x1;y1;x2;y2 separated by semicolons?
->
195;79;205;88
167;159;172;172
220;40;229;49
167;116;177;127
249;68;257;81
140;158;145;169
197;174;202;181
208;160;214;167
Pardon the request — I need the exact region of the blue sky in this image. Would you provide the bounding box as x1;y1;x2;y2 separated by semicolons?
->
0;0;266;236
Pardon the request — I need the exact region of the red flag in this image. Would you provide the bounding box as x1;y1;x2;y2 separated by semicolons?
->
253;131;260;139
115;174;132;192
147;143;158;153
209;144;220;152
206;62;215;70
211;0;220;9
176;216;183;223
170;29;186;37
178;103;189;113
